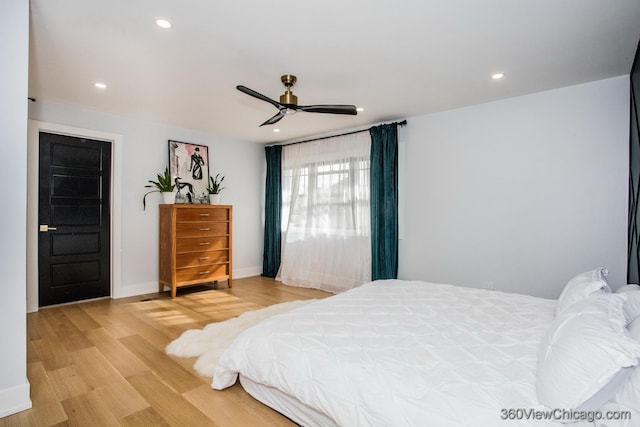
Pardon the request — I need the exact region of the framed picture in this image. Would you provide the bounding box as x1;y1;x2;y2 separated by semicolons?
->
168;140;210;204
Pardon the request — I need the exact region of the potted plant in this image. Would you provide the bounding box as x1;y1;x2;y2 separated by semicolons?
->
143;167;176;210
207;173;226;204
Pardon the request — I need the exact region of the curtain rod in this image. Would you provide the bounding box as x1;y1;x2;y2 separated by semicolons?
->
271;119;407;147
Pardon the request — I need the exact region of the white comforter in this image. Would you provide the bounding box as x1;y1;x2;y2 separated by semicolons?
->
213;280;563;426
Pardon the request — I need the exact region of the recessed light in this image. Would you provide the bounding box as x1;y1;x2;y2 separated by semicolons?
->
155;18;172;29
273;129;281;133
491;73;504;80
356;107;364;112
94;82;107;89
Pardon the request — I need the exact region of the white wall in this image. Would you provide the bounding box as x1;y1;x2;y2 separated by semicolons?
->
26;76;629;302
0;0;32;417
399;76;630;299
28;100;265;299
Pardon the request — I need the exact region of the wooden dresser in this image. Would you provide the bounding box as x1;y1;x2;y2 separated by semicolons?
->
159;204;232;298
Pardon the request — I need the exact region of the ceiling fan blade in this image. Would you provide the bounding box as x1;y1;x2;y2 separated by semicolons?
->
237;85;283;109
296;104;358;115
260;111;286;127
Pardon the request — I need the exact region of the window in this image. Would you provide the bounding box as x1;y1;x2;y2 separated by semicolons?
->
277;133;372;293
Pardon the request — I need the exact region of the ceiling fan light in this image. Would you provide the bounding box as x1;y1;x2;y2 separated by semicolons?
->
283;109;296;115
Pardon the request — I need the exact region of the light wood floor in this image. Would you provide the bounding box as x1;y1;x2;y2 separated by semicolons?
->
1;276;331;427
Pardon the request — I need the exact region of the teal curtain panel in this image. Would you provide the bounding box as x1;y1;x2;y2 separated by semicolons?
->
369;123;399;280
263;145;282;277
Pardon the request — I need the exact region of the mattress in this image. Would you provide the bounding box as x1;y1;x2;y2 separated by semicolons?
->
212;279;565;426
239;374;338;427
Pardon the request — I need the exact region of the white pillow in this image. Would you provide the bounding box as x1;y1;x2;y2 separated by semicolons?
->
556;268;611;315
576;367;633;411
616;284;640;293
603;317;640;424
615;285;640;325
537;293;640;411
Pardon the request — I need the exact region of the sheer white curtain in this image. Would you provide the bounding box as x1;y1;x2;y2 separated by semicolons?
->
276;132;372;293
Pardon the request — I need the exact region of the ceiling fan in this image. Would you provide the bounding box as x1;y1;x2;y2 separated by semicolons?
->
236;75;358;127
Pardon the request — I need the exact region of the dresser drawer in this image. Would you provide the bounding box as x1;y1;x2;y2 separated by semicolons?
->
176;221;228;237
176;250;229;268
177;207;230;222
176;236;229;252
176;264;229;283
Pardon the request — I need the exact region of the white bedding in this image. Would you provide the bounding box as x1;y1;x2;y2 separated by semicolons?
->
212;280;567;426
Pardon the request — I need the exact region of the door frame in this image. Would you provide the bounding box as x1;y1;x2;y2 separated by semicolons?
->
27;120;123;312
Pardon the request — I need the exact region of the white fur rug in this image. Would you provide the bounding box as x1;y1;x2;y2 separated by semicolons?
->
166;299;314;377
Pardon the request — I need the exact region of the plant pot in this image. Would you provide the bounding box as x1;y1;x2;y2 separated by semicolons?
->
162;192;176;204
209;194;221;205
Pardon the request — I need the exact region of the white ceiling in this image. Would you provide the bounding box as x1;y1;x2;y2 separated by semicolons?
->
28;0;640;144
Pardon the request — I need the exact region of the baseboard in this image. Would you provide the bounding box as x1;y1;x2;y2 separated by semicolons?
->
112;267;262;300
0;381;31;418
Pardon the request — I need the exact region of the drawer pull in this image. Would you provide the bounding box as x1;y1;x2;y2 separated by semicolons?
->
198;271;210;275
199;213;210;217
199;257;210;260
199;242;211;246
199;228;210;231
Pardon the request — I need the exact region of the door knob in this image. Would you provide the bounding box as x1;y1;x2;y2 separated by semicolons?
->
39;225;58;232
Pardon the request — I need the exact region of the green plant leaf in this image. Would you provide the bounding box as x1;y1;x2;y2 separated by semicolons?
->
207;172;226;194
142;189;160;210
143;167;175;209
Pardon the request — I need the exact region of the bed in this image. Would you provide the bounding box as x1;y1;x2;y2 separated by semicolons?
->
212;277;640;426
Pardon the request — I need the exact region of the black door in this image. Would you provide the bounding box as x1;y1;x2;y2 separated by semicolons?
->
38;132;111;306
